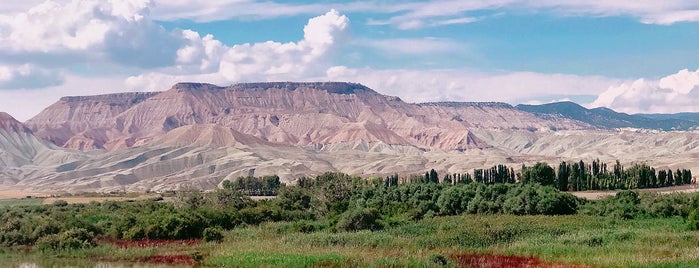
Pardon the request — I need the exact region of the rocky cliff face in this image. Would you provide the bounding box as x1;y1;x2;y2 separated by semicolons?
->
25;92;157;150
26;82;590;151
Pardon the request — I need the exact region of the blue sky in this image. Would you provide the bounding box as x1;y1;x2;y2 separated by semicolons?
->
0;0;698;120
161;12;698;78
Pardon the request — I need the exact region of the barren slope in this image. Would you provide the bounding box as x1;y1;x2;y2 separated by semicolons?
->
0;112;86;185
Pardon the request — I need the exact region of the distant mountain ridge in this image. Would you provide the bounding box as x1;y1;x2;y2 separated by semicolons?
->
516;101;699;131
24;82;589;151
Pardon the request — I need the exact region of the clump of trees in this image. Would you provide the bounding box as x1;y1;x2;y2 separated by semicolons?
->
553;160;693;191
222;175;282;196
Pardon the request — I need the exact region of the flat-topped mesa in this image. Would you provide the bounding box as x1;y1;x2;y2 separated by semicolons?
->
419;102;514;109
169;82;376;95
59;92;159;105
170;82;223;92
227;82;376;94
0;112;31;133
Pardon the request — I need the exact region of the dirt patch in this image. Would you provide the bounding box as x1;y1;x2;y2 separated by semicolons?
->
42;194;162;204
0;189;49;199
450;253;594;268
572;184;699;200
250;195;277;201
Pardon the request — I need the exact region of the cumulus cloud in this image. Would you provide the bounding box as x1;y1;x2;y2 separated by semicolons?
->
127;9;349;88
175;30;227;73
590;69;699;114
0;0;182;68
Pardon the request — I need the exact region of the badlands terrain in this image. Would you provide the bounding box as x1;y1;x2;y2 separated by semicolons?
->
1;82;698;192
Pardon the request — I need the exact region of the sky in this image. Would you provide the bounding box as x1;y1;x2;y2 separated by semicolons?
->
0;0;698;121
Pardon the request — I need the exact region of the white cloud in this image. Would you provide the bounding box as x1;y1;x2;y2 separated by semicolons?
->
590;69;699;114
0;1;45;15
127;9;349;88
2;1;698;28
0;64;63;89
357;37;462;55
175;30;227;73
433;17;479;26
0;74;127;121
325;66;621;105
0;0;183;68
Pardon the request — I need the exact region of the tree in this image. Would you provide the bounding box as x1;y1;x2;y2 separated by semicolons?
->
520;162;556;186
429;169;439;183
557;161;569;191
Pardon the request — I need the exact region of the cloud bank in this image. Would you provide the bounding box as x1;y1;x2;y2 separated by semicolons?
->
590;69;699;114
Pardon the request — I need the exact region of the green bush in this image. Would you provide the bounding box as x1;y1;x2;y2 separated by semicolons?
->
336;208;383;232
52;200;68;207
203;227;224;242
35;228;95;251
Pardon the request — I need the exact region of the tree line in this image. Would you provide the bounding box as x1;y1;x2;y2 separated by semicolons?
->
377;160;693;192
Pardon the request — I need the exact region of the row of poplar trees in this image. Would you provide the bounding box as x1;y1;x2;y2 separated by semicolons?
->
384;160;693;192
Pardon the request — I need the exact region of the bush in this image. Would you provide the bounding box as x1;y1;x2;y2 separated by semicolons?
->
52;200;68;207
429;254;449;266
36;228;95;251
336;208;383;232
203;227;224;243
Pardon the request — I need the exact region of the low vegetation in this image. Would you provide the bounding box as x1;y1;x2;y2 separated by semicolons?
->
1;166;698;267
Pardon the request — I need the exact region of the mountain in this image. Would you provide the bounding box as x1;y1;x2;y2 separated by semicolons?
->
0;112;85;185
3;82;699;192
26;82;589;152
516;101;699;130
637;113;699;125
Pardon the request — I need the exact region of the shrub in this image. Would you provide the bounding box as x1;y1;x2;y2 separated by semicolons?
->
336;208;383;232
429;254;449;266
36;228;95;251
52;200;68;207
203;227;224;243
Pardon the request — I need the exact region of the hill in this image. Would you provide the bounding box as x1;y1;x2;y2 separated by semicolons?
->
516;101;699;130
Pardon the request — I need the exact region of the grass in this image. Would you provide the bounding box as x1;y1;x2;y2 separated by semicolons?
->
199;215;699;267
0;197;43;207
1;213;697;267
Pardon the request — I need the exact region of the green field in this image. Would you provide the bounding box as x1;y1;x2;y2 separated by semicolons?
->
0;197;44;207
